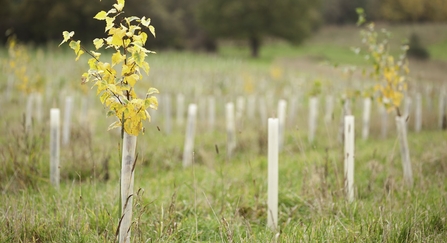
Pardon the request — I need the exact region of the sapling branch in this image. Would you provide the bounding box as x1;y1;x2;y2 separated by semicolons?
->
61;3;157;240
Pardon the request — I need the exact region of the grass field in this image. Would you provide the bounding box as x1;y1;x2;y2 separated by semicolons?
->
1;23;447;242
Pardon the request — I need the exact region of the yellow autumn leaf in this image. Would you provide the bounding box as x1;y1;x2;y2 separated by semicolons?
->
125;74;139;86
69;40;84;60
59;31;74;46
145;110;151;122
121;63;134;76
132;49;146;66
69;40;81;53
107;8;117;15
108;120;122;131
88;58;97;69
147;87;159;95
105;17;115;32
145;96;158;110
130;99;144;110
113;3;124;11
141;62;150;75
93;38;104;50
100;92;110;104
149;25;156;37
140;17;151;27
111;51;125;67
118;0;125;8
94;11;107;20
110;28;126;47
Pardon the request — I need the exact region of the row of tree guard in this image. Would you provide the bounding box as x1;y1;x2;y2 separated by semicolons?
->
22;87;446;151
13;83;440;234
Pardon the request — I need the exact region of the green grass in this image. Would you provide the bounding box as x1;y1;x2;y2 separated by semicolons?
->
218;22;447;65
2;117;447;241
219;41;366;66
428;40;447;60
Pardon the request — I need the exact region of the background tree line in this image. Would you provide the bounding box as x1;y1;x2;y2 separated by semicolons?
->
1;0;446;55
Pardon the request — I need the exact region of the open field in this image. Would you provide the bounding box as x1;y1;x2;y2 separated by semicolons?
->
1;23;447;242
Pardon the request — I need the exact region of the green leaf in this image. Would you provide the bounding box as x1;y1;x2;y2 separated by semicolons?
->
94;11;107;20
106;110;116;117
132;49;146;66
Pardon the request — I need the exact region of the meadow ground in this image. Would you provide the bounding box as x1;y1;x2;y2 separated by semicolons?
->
1;23;447;242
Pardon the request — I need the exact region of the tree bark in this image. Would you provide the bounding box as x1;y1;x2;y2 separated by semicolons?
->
249;36;260;58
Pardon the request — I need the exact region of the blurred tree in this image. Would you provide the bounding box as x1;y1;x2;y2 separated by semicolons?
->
197;0;321;57
8;0;108;43
0;0;13;42
137;0;216;51
380;0;447;22
2;0;213;50
407;33;429;60
321;0;380;24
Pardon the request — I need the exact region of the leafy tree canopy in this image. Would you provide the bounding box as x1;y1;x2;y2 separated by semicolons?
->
197;0;321;57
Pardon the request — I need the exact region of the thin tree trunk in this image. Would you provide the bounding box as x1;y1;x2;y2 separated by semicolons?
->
249;36;260;58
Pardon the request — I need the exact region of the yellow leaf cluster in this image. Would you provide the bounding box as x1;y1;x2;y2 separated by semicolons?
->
59;0;158;136
7;36;35;94
359;22;409;114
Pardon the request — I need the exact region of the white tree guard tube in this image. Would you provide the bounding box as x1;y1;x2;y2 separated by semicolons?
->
277;99;287;151
62;96;74;146
163;94;172;134
258;97;267;127
236;96;245;129
183;104;198;167
395;116;413;187
25;93;34;132
403;96;412;130
80;96;89;126
324;95;334;124
50;108;60;188
288;96;297;127
344;115;355;203
247;95;256;121
425;85;432;112
176;93;185;127
267;118;279;230
119;132;137;243
198;97;206;125
414;93;422;132
379;104;388;139
308;97;318;143
35;93;43;123
338;100;351;143
226;102;237;159
362;98;371;140
208;96;215;131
